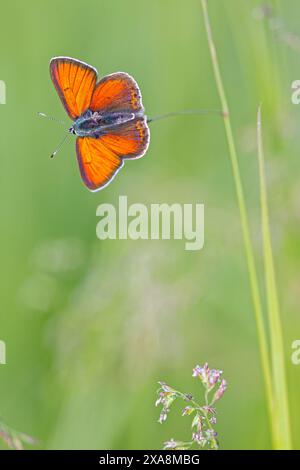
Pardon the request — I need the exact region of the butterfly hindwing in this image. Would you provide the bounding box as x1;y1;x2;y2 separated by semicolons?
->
50;57;97;120
76;117;149;191
100;116;149;160
90;72;144;114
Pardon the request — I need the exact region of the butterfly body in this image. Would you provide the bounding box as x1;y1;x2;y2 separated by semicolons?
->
50;57;150;191
71;109;143;138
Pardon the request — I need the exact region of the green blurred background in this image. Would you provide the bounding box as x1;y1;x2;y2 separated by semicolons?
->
0;0;300;450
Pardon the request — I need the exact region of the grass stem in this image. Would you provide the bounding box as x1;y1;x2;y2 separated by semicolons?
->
200;0;275;446
257;106;292;449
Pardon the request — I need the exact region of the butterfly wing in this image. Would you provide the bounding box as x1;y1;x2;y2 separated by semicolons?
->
50;57;97;119
99;117;149;160
90;72;144;113
76;117;149;191
76;136;123;191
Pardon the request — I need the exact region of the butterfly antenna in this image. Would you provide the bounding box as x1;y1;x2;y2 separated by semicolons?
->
147;108;227;123
50;133;71;159
37;112;66;127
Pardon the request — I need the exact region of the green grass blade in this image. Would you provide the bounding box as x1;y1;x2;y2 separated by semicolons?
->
200;0;275;445
257;106;292;449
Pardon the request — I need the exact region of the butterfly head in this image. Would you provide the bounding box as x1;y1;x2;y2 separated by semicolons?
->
68;126;77;135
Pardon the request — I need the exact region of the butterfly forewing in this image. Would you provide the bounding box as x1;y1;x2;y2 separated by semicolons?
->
50;57;97;120
76;137;123;191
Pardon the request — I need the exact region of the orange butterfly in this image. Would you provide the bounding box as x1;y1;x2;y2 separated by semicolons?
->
49;57;150;191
